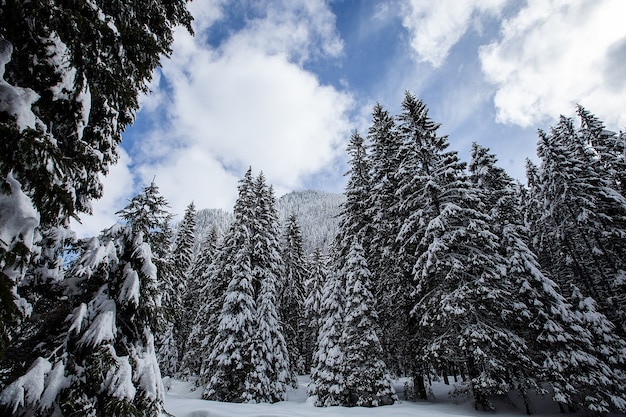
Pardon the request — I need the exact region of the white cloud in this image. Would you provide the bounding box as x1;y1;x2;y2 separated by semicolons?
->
401;0;508;67
480;0;626;128
133;0;354;216
71;148;135;237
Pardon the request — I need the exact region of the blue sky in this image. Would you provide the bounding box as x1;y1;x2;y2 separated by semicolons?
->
73;0;626;236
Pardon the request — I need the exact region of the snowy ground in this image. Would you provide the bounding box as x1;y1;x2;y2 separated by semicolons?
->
163;376;576;417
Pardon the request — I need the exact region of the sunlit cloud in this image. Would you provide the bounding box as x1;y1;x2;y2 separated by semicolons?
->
480;0;626;128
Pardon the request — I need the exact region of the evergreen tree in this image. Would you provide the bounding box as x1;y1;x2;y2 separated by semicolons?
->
341;239;396;407
534;114;626;332
158;202;196;376
303;247;327;374
309;267;345;407
246;233;291;402
394;92;450;399
0;183;173;416
0;1;192;360
577;105;626;198
334;132;372;268
363;103;414;378
203;169;257;402
554;286;626;414
246;174;292;399
279;214;308;376
180;228;219;378
203;169;291;402
470;139;626;414
395;95;529;410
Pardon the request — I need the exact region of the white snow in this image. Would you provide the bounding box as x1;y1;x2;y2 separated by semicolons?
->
119;263;140;307
0;357;51;413
0;173;40;253
0;172;40;316
163;376;576;417
0;40;41;131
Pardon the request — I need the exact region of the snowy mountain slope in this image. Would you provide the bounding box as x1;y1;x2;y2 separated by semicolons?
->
276;190;344;253
193;190;343;254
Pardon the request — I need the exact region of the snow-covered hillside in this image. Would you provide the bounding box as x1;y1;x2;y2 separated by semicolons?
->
194;190;343;254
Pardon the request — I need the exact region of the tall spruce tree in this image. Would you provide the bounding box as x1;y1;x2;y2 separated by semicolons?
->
246;174;292;400
468;143;625;413
0;182;173;416
180;228;220;378
279;214;308;376
203;169;258;402
303;247;327;373
0;0;192;362
393;92;450;399
534;113;626;332
158;202;197;377
203;170;291;402
334;132;372;268
309;267;346;407
341;239;396;407
394;94;530;410
363;103;414;378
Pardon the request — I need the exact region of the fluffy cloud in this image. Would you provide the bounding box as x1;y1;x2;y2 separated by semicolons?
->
401;0;507;67
480;0;626;128
132;0;354;217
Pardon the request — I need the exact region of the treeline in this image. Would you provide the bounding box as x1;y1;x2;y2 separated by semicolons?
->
165;92;626;413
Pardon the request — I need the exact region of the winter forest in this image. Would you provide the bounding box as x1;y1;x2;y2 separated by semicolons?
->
1;2;626;417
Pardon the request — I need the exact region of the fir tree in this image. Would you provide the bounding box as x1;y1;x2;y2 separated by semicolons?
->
303;247;327;374
363;103;414;379
158;202;196;376
309;267;345;407
341;239;396;407
0;1;192;361
0;183;173;416
279;214;308;376
395;95;529;410
180;228;219;378
203;169;257;402
334;131;372;267
203;169;291;402
394;92;450;399
534;113;626;332
246;174;293;399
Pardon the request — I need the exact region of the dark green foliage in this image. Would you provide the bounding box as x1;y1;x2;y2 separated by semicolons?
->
0;0;192;373
279;214;308;376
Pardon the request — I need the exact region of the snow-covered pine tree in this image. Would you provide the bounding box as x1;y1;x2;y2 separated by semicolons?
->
341;239;396;407
577;105;626;199
245;174;292;401
279;214;308;376
393;92;450;399
0;182;173;416
303;247;327;373
469;143;605;413
158;201;196;377
203;169;291;403
554;286;626;414
363;103;414;379
203;169;258;402
334;132;372;268
0;1;192;362
309;266;346;407
397;95;529;410
180;227;220;378
534;114;626;332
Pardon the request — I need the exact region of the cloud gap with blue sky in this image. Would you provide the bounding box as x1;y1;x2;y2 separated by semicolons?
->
72;0;626;237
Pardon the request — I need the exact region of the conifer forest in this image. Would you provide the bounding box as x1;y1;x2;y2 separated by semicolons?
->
1;1;625;416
